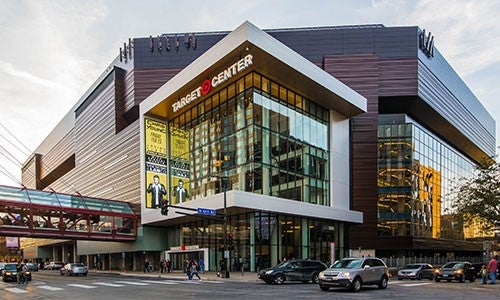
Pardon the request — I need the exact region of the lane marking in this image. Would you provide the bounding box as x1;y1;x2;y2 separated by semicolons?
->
141;280;179;285
38;285;64;291
115;281;150;285
400;282;433;287
67;283;98;289
93;282;125;287
5;287;28;294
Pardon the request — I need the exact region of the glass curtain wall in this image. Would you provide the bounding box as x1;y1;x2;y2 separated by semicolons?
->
168;72;336;271
377;120;475;240
178;211;339;271
169;72;330;205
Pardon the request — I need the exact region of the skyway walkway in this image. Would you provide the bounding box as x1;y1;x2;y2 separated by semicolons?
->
0;185;137;241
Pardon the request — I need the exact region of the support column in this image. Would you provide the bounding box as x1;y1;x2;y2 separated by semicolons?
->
301;219;309;259
250;217;255;272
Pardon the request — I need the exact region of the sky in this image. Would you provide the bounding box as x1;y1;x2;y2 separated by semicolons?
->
1;0;499;187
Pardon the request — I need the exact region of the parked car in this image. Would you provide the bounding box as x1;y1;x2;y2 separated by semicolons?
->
60;263;88;276
257;259;327;284
0;262;5;272
318;257;390;292
1;263;32;282
46;261;64;270
397;263;435;280
434;262;475;283
26;263;39;272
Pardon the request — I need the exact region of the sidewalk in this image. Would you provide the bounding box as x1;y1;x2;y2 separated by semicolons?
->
90;269;260;283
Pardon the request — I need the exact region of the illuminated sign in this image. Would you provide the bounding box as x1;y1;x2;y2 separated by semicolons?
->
172;54;254;112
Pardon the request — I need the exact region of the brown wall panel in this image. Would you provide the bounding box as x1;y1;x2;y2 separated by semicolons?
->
133;68;183;104
325;54;379;251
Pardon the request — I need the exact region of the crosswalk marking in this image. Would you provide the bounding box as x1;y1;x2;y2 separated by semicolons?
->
115;281;150;285
141;280;179;285
67;283;98;289
5;287;28;294
38;285;64;291
93;282;125;287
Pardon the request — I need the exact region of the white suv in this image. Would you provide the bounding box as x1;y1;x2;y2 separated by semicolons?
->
318;257;390;292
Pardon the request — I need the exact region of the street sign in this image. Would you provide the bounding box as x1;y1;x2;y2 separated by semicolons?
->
197;207;216;216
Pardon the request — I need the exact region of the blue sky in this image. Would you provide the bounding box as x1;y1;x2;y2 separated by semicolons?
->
1;0;499;186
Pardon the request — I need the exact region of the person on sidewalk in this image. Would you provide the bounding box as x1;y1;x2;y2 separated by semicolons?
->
481;264;488;284
487;255;498;284
189;259;201;281
143;259;150;273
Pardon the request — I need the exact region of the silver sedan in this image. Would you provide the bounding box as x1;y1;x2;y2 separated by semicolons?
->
60;263;88;276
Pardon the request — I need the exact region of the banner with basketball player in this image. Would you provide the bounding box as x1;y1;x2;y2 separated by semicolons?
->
144;118;168;209
169;127;190;204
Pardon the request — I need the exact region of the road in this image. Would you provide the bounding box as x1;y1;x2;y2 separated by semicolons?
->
1;271;498;299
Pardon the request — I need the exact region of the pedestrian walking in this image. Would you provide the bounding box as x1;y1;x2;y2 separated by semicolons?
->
160;259;166;273
166;259;171;273
189;259;201;281
481;264;488;284
487;255;498;284
199;257;204;273
144;259;150;273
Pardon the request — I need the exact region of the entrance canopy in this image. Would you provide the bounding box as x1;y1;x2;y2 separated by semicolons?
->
0;185;137;241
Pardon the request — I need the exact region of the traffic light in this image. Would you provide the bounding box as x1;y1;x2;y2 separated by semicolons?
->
161;200;168;215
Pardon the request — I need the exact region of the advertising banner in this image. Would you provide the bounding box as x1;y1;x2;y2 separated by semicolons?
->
169;127;190;204
145;118;168;209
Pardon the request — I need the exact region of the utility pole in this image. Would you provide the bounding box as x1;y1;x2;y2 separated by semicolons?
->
211;173;230;278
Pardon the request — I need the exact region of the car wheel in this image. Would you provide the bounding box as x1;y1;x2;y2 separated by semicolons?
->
60;271;64;276
351;277;362;292
458;276;465;283
274;274;285;285
83;272;88;276
429;274;434;281
320;285;330;291
435;277;440;282
378;275;388;289
311;272;320;284
417;273;422;280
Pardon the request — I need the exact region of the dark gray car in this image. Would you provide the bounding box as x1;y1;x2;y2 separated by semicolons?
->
257;259;327;285
318;257;389;292
398;263;435;280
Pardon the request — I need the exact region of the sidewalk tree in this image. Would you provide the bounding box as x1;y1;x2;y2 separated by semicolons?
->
451;157;500;233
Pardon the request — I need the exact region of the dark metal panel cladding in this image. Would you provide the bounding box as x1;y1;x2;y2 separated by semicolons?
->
133;68;183;103
324;54;380;250
132;26;418;70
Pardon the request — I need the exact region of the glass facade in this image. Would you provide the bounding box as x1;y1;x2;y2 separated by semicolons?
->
165;72;338;271
169;211;340;272
169;72;330;205
377;116;475;240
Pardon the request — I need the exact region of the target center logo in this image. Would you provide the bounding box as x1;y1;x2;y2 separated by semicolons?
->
172;54;253;112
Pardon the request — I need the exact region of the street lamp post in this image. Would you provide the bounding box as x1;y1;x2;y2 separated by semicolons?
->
211;173;229;278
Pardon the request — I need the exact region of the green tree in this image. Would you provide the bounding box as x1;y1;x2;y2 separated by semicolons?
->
451;158;500;233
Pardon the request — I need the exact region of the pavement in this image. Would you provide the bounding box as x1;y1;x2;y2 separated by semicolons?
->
90;269;260;282
89;269;500;290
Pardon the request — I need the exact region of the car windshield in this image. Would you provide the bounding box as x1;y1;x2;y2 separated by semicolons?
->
442;262;463;269
5;264;17;271
275;261;291;268
72;263;85;267
331;259;362;269
403;264;422;269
